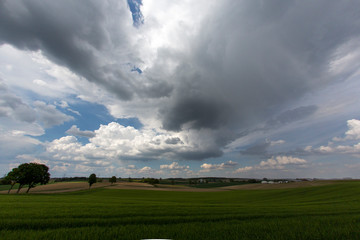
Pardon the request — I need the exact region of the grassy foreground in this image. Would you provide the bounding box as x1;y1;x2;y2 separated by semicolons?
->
0;181;360;240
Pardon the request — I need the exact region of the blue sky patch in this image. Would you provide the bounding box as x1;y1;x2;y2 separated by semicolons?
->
127;0;144;28
131;66;142;74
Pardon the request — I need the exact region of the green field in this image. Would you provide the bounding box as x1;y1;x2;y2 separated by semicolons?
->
1;181;360;240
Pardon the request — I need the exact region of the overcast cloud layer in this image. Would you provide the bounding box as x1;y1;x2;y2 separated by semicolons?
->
1;0;360;178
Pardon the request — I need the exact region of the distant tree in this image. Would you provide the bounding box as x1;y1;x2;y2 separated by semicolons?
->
88;173;97;189
171;180;175;185
110;176;117;185
5;167;21;194
16;163;50;194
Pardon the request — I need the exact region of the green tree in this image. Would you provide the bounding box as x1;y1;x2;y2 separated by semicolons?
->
110;176;117;185
16;163;50;194
5;167;21;194
88;173;97;189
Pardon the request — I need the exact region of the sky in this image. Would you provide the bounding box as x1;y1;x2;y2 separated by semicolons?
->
1;0;360;179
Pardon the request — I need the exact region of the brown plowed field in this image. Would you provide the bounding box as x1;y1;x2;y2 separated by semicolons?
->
1;182;111;194
0;180;339;194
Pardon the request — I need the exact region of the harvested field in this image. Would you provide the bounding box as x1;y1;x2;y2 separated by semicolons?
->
0;180;345;194
0;182;111;194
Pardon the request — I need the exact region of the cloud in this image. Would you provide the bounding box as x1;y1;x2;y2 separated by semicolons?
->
305;119;360;156
265;105;318;129
57;100;69;109
234;166;254;173
116;165;163;177
161;97;230;131
0;130;42;160
33;101;74;128
241;142;271;156
259;156;307;169
0;80;36;123
66;125;95;138
0;0;173;101
2;1;357;127
165;137;183;145
0;81;73;128
235;156;307;173
45;122;227;162
270;140;285;146
160;162;189;170
159;162;196;177
1;0;360;175
56;101;81;116
344;119;360;140
138;166;152;173
200;160;238;172
240;139;285;156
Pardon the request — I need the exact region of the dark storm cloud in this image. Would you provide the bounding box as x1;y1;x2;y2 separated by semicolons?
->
0;0;162;101
161;97;230;131
139;79;173;99
161;1;358;131
176;148;223;161
157;0;360;159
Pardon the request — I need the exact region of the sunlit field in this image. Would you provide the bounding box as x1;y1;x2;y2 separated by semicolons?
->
1;181;360;240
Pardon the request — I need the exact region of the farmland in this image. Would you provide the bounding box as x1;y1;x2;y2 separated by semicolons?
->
0;180;360;239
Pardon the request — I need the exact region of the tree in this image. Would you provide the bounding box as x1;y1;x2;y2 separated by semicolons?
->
5;167;21;194
88;173;97;189
16;163;50;194
110;176;117;185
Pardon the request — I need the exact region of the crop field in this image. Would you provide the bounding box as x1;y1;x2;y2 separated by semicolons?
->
0;181;360;240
